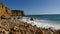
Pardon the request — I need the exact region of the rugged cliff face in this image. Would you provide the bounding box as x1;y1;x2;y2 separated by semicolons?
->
0;3;24;18
0;3;12;18
12;10;24;16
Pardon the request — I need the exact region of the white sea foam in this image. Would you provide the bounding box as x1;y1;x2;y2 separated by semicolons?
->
18;17;60;30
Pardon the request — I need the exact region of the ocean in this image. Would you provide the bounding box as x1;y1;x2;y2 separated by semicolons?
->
13;14;60;30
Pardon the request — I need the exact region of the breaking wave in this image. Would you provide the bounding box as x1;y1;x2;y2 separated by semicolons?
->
18;17;60;30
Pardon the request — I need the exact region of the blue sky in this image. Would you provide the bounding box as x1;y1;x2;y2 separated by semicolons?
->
0;0;60;15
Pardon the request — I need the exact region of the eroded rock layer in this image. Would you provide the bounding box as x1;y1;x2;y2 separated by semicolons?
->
0;3;24;18
0;3;12;18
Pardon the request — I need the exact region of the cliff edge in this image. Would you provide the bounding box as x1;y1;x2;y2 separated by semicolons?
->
0;3;24;19
0;2;12;18
12;10;24;16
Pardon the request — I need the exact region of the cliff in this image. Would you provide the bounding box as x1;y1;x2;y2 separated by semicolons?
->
12;10;24;16
0;3;24;19
0;2;12;18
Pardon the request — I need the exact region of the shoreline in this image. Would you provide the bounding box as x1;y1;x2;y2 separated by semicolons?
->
0;17;60;34
18;17;60;30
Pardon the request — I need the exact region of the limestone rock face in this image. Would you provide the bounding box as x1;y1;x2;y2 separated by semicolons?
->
0;3;12;18
0;2;24;18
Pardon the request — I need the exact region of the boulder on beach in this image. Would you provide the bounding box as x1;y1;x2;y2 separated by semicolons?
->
30;18;34;21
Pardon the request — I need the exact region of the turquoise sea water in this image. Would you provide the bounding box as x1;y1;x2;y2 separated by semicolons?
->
23;15;60;23
13;14;60;30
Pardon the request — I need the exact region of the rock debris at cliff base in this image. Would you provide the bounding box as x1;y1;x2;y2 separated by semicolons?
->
0;18;59;34
0;18;43;34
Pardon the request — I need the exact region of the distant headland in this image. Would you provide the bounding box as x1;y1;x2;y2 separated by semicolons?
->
0;2;24;18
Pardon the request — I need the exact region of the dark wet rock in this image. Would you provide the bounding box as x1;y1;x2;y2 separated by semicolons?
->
30;18;34;21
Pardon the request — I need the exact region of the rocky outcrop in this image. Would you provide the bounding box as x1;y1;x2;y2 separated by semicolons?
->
0;2;12;18
0;18;43;34
0;18;60;34
12;10;24;16
0;3;24;19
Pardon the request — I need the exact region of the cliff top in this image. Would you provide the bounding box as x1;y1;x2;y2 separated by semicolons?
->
0;2;4;6
12;10;24;12
0;2;3;4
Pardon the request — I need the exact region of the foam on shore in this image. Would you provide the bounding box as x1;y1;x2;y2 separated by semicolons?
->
18;17;60;30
